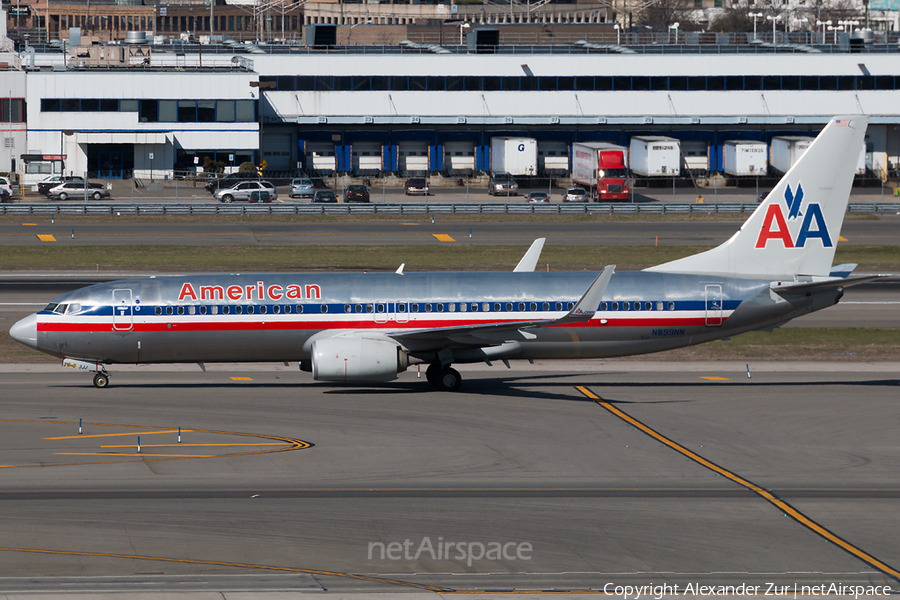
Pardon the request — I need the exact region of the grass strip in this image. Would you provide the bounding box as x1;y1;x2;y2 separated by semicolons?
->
1;245;899;272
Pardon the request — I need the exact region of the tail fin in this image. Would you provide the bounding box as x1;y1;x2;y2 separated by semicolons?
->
646;116;867;278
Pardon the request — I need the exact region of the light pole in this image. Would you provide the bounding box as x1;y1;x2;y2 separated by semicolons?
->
827;23;843;43
749;12;763;40
667;21;679;44
459;21;470;45
794;16;807;33
816;19;831;43
613;22;620;44
766;14;781;42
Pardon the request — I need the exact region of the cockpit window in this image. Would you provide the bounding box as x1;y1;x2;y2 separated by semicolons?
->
55;304;68;314
66;303;81;313
44;303;59;312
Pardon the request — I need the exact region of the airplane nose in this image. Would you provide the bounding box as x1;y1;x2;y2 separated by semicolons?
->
10;314;39;349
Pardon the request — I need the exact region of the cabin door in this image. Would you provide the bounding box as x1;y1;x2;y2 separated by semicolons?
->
112;288;134;331
705;284;723;326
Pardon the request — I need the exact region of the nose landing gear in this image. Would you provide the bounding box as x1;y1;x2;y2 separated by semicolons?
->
62;358;111;389
93;372;110;388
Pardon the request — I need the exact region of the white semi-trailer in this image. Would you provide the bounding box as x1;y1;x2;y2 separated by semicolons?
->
723;140;768;176
490;137;537;176
629;136;681;177
770;136;814;175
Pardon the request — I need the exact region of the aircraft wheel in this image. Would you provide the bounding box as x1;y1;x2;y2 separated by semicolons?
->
425;363;441;387
93;373;110;389
438;367;462;392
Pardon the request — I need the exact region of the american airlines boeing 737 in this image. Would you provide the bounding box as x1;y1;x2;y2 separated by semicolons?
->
10;116;879;391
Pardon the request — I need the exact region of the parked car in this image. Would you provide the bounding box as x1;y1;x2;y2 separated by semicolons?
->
312;190;338;203
563;187;588;202
345;184;370;203
757;190;771;203
0;176;12;197
205;172;259;193
488;173;518;196
526;191;550;203
290;178;315;199
215;180;277;203
36;175;85;196
48;181;109;201
404;177;429;196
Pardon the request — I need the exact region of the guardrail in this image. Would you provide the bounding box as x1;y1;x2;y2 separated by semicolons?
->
1;202;897;216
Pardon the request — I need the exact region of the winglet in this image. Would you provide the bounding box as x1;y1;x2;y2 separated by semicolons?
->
513;238;546;272
395;263;405;275
552;265;615;324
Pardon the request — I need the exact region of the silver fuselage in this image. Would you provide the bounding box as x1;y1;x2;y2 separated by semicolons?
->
25;270;839;365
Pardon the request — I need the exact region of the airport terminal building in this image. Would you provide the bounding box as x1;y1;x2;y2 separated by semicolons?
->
4;26;900;185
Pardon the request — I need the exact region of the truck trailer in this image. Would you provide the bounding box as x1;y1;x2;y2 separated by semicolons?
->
769;136;814;175
722;140;768;176
571;142;630;201
629;136;681;177
490;137;537;176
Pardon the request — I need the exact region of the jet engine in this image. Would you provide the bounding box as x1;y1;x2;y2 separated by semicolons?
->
311;337;408;382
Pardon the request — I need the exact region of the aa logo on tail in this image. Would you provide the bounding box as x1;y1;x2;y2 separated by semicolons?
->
755;183;832;249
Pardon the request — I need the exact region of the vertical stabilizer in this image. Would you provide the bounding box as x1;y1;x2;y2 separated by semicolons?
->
646;116;867;278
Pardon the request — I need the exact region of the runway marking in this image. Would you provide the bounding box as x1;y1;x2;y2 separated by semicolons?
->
22;223;36;226
839;235;848;241
700;376;729;381
433;234;455;242
0;547;452;592
230;376;253;381
36;234;56;242
402;223;419;225
1;420;311;469
45;430;191;440
99;443;287;448
575;385;900;583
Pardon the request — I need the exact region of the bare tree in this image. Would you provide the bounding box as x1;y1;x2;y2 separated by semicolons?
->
634;0;702;30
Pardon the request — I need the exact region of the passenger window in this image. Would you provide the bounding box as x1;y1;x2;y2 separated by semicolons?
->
556;302;562;311
398;303;406;312
223;306;230;315
600;302;607;311
425;303;432;312
377;303;385;313
166;306;173;315
296;305;303;314
411;303;419;313
366;304;374;313
211;306;218;315
188;306;196;315
247;306;254;314
542;302;549;311
530;302;537;311
321;305;328;313
344;304;352;313
633;302;641;311
645;302;652;310
200;306;207;315
260;305;267;314
356;304;363;313
155;307;162;315
623;302;630;311
518;302;525;311
273;305;281;314
448;303;455;312
668;301;675;311
459;303;467;312
177;306;184;315
494;303;501;311
612;302;619;311
506;303;512;311
481;303;489;311
235;306;243;315
656;301;664;311
436;303;444;312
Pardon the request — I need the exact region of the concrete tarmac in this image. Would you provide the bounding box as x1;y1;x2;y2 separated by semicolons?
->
0;364;898;594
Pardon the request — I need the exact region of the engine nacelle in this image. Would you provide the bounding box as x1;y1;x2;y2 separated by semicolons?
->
311;337;408;382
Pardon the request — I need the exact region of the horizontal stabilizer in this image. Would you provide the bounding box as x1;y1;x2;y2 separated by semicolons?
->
829;263;857;278
771;274;888;295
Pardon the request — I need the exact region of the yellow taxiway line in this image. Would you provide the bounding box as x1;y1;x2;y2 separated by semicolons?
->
575;385;900;582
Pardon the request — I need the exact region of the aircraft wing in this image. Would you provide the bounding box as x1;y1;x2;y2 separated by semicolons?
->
389;265;616;348
771;273;889;295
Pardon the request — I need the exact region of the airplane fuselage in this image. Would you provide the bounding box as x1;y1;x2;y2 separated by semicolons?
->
28;270;836;365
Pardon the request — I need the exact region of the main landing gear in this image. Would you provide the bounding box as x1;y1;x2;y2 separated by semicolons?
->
425;363;462;392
